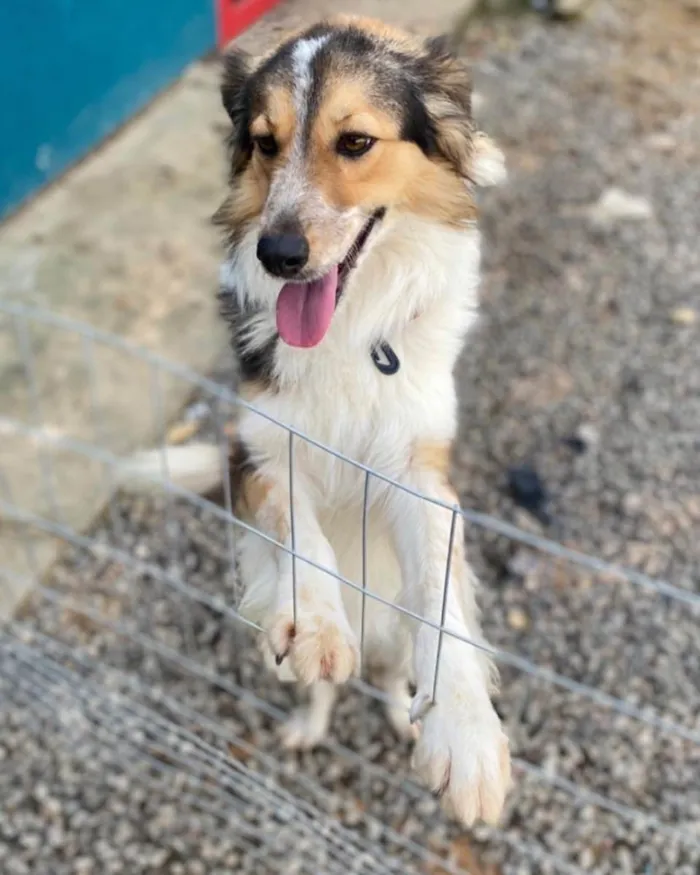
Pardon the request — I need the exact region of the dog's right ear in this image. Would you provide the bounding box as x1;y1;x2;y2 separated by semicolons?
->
221;47;254;175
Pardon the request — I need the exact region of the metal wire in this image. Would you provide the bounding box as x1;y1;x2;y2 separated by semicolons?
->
12;311;61;523
1;634;406;875
1;301;698;875
4;491;698;750
1;665;345;874
1;622;593;875
289;430;298;625
360;469;371;677
6;576;698;863
150;360;196;656
213;397;238;580
81;333;124;538
1;302;696;612
431;505;459;705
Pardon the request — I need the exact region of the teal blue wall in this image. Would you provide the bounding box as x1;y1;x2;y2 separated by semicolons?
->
0;2;216;219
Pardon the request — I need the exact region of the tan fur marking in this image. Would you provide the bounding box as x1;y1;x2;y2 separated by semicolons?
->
316;77;400;139
235;471;289;543
214;167;268;244
412;439;464;512
238;380;268;402
252;85;296;144
240;471;273;516
250;115;269;137
400;151;478;225
307;73;477;225
413;440;452;481
313;139;477;224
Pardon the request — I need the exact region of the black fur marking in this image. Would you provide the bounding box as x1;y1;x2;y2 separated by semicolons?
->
218;289;279;386
221;49;255;176
202;435;255;507
229;438;255;492
398;80;439;155
203;436;256;510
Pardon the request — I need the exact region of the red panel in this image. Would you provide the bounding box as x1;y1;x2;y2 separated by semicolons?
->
216;0;282;49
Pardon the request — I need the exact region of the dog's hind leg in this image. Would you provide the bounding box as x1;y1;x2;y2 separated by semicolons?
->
279;681;337;750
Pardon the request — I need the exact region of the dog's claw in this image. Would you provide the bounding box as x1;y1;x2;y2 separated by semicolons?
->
275;650;287;666
409;692;433;724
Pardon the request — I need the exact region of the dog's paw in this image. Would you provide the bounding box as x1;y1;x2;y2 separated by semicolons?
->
280;706;329;751
267;611;358;685
411;692;511;826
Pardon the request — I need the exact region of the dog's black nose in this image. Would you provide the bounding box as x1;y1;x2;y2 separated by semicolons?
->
257;233;309;278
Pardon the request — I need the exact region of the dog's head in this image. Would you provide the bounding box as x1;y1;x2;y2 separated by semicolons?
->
216;16;504;348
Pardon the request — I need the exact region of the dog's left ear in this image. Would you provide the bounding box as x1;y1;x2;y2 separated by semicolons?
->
422;35;506;187
220;47;255;175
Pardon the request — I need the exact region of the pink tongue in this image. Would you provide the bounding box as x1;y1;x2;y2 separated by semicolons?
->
275;266;339;348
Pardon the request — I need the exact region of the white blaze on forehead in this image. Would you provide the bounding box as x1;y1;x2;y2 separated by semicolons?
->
264;34;330;226
291;35;329;116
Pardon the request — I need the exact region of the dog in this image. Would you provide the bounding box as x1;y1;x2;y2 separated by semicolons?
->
123;15;511;826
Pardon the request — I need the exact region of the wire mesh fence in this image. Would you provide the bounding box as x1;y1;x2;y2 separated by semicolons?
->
1;300;699;875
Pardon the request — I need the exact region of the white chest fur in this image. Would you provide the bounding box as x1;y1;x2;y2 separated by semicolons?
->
233;214;482;506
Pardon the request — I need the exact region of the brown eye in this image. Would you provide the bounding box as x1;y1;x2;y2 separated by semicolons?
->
254;135;278;157
336;133;376;158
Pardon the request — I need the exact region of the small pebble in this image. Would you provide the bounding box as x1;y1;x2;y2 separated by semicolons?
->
507;607;530;631
622;493;644;517
562;423;599;454
507;547;541;579
670;307;697;326
588;188;654;225
646;132;677;153
507;464;550;524
562;435;587;455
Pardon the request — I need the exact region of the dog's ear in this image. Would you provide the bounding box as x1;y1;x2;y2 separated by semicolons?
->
421;35;506;187
221;45;252;121
221;47;254;175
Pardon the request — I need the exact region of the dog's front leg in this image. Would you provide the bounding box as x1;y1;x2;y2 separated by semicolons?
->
239;460;358;686
386;441;511;826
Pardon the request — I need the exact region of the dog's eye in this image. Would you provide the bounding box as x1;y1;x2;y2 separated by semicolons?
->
254;135;278;157
336;133;376;158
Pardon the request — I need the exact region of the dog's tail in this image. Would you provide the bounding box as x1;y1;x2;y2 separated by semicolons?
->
117;442;224;497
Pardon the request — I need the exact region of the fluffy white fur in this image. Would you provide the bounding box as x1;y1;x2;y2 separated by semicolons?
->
124;185;512;825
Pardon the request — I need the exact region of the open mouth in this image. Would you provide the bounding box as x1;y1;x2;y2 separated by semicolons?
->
275;208;385;349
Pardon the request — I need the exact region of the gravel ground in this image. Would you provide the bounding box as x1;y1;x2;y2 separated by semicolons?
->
2;2;700;873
